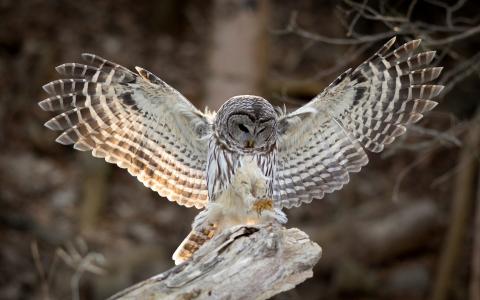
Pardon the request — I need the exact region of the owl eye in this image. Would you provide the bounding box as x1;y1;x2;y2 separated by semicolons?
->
257;127;266;134
238;124;249;133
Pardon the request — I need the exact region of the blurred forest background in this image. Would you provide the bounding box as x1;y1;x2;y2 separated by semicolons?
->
1;0;479;299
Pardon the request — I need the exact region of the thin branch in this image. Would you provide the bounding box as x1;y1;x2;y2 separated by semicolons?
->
271;10;396;45
426;24;480;45
439;51;480;95
391;151;433;203
425;0;468;28
346;0;368;37
406;0;418;21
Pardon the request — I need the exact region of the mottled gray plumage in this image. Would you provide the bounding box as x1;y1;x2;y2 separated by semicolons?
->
208;95;278;203
39;37;443;261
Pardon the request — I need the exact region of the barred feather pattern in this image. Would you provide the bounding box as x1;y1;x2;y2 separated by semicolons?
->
207;136;276;202
39;54;212;208
172;223;217;265
276;37;443;208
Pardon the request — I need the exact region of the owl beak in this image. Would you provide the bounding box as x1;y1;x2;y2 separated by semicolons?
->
245;139;255;148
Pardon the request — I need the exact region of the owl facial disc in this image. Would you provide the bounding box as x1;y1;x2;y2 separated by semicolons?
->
215;95;278;152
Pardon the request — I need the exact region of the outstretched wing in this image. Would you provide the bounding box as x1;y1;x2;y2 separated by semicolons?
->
39;54;213;208
275;37;443;208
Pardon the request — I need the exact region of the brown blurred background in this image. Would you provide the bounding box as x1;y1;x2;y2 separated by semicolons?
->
1;0;479;299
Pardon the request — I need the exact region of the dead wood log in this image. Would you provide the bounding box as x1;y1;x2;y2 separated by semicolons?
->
108;224;321;300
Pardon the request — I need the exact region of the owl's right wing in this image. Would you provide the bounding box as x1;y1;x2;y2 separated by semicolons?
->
39;54;213;208
275;37;443;208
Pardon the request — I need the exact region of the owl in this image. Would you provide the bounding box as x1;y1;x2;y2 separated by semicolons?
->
39;37;443;263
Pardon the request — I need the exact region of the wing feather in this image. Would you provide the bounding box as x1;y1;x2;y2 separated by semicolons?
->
39;54;212;208
276;37;443;208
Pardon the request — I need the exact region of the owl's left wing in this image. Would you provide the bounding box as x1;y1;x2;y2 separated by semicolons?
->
39;54;213;208
275;37;443;208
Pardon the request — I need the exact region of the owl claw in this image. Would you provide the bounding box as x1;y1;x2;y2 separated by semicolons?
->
252;198;274;215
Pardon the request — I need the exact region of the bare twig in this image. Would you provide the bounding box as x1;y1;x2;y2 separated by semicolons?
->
425;0;468;28
439;51;480;95
312;43;372;80
273;0;480;54
31;239;106;300
57;239;106;300
346;0;368;37
406;0;418;21
271;10;395;45
391;151;433;203
426;24;480;45
31;242;52;300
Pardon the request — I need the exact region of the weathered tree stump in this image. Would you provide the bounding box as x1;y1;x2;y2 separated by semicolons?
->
108;224;321;300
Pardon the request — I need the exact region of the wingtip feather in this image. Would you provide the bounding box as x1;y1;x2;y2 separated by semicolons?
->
55;132;75;145
38;99;51;111
81;53;95;62
431;67;443;80
431;85;445;98
387;36;397;45
412;38;422;47
42;82;54;94
55;64;66;74
425;51;437;64
44;118;62;131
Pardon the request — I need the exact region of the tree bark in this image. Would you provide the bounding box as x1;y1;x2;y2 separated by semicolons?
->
431;111;480;300
470;168;480;300
108;224;321;300
205;0;269;110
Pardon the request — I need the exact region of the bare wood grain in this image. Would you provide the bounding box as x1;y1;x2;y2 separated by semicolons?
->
108;224;321;300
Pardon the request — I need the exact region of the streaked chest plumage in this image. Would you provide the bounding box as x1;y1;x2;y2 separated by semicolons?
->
206;136;276;203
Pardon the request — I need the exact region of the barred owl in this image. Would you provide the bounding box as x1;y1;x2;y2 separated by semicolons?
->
39;37;443;263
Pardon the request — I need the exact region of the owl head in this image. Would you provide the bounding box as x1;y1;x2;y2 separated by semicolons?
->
215;95;277;152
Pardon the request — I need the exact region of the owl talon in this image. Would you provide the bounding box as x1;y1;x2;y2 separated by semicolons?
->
252;198;274;215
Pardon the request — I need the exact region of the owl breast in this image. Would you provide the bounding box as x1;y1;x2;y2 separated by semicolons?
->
206;136;276;203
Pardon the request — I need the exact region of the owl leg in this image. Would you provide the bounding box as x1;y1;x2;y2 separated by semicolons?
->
250;177;274;215
250;177;287;224
251;198;274;214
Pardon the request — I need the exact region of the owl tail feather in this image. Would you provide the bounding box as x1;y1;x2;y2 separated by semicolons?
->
172;223;217;265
